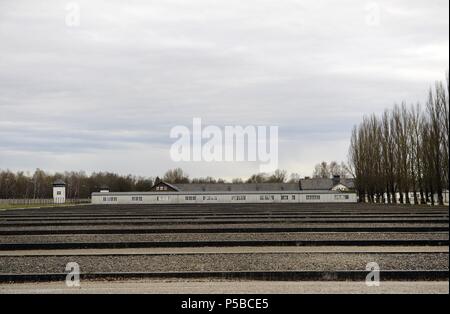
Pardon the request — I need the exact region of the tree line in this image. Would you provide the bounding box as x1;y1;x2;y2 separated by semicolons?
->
349;75;449;205
312;161;351;179
156;169;301;184
0;169;154;199
0;168;319;199
163;165;348;185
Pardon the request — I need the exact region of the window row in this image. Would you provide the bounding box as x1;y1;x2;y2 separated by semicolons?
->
102;197;118;202
100;194;348;202
260;195;275;201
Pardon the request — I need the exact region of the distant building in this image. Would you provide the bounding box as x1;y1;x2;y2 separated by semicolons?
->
150;181;180;192
53;179;66;204
92;176;357;204
100;185;110;193
300;175;355;192
150;182;300;193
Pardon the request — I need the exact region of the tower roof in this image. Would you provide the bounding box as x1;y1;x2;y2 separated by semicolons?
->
53;179;66;187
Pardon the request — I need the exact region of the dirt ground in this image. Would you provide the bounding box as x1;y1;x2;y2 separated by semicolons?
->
0;280;448;294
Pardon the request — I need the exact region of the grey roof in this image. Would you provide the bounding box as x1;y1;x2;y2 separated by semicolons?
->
150;181;181;191
92;190;340;196
341;178;355;189
300;178;355;190
53;179;65;186
300;178;334;190
163;182;182;191
173;183;300;192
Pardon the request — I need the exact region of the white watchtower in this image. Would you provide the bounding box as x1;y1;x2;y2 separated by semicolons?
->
53;179;66;204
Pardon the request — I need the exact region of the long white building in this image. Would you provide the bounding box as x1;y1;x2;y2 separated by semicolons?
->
91;177;358;204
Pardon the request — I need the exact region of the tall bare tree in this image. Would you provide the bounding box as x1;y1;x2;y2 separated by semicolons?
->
349;74;448;205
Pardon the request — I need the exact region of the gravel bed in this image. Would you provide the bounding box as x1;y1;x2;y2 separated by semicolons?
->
0;232;448;244
1;209;447;217
1;214;448;222
0;222;447;232
0;253;447;273
1;217;448;226
1;203;447;216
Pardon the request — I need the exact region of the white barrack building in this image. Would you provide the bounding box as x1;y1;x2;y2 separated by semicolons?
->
91;177;357;204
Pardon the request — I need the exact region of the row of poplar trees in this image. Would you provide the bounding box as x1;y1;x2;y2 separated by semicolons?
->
349;75;449;205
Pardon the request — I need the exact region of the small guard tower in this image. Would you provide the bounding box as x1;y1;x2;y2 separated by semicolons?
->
53;179;66;204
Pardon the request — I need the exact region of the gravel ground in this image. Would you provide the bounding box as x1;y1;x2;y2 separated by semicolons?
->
0;222;447;232
0;232;448;244
1;203;447;215
1;280;448;294
1;246;447;256
0;253;448;273
1;204;447;282
2;213;447;220
2;209;447;217
1;217;448;226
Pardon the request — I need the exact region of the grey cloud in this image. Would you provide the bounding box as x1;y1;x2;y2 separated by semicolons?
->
0;0;448;177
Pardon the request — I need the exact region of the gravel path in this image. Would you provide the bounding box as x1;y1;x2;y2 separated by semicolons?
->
0;232;448;244
0;253;448;273
1;280;448;294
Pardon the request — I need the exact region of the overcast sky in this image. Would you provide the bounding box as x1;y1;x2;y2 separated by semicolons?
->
0;0;448;180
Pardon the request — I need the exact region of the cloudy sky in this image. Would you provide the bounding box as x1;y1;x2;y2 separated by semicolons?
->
0;0;448;180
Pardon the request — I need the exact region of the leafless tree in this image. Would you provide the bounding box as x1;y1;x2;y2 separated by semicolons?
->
163;168;190;184
349;74;449;205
